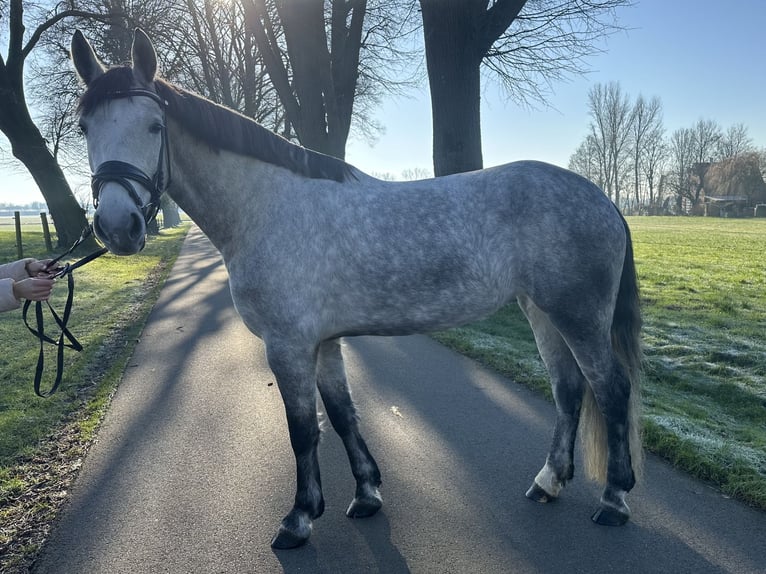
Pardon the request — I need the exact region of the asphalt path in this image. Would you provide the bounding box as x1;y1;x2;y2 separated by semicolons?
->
33;226;766;574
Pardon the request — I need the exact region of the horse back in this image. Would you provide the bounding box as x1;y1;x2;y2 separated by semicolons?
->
228;161;626;339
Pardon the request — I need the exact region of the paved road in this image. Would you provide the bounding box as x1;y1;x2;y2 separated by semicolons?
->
33;226;766;574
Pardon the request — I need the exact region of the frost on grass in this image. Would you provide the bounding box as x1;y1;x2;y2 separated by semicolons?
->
648;414;766;476
644;321;766;395
453;330;546;378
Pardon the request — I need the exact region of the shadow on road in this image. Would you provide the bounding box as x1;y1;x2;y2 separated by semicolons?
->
341;335;765;574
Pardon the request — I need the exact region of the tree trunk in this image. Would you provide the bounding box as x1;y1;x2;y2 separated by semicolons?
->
420;1;483;176
279;0;333;153
0;102;90;248
247;0;365;160
1;0;93;249
161;196;181;228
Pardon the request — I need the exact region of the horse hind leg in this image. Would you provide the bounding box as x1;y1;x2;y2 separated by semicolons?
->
316;339;383;518
518;296;587;504
579;355;637;526
559;328;639;526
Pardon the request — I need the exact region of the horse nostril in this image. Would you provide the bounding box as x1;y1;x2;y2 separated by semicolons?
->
129;212;144;241
92;213;105;240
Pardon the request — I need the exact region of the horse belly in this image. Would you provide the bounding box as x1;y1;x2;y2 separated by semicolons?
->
327;257;514;337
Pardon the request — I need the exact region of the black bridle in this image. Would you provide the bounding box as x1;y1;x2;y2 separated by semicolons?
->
90;88;171;224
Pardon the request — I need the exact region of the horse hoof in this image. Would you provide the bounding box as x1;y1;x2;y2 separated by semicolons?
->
271;528;309;549
271;512;312;549
346;486;383;518
526;483;555;503
591;505;630;526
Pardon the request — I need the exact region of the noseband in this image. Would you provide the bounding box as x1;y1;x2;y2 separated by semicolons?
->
90;88;171;224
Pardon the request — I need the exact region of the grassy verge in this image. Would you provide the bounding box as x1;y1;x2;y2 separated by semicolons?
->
0;224;190;572
433;216;766;510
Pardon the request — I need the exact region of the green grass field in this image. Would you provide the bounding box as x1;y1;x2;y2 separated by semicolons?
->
435;217;766;509
0;224;189;569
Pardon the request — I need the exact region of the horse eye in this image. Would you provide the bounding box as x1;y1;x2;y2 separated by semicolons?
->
78;122;87;135
149;122;164;134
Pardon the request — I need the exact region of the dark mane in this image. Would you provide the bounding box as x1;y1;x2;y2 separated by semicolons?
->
78;67;357;183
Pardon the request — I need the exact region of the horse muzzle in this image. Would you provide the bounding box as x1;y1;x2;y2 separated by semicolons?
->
93;199;147;255
91;160;162;255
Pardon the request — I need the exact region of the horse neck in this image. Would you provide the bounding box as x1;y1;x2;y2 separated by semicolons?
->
165;119;294;256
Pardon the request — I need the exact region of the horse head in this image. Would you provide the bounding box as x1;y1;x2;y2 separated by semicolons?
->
71;29;168;255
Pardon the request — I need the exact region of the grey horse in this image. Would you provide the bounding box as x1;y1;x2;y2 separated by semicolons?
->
71;28;642;549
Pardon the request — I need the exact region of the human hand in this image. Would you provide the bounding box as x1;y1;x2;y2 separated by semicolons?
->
26;259;56;278
13;277;55;302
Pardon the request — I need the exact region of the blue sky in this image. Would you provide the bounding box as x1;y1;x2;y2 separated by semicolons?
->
1;0;764;203
347;0;766;176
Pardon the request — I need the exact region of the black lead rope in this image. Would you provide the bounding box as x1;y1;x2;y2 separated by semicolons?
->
22;227;108;397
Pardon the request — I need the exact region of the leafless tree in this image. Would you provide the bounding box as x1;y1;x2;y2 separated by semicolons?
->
640;121;667;213
688;118;722;206
690;118;722;164
717;123;753;160
568;134;603;188
418;0;632;176
0;0;113;246
667;127;695;213
244;0;416;158
587;81;634;208
628;94;662;210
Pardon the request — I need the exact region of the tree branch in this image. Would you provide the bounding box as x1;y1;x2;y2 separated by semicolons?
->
479;0;528;55
23;10;118;60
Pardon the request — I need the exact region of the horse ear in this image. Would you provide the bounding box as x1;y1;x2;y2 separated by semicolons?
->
131;28;157;85
71;30;105;86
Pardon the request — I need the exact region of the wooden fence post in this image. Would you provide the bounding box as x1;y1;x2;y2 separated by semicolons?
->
14;211;23;259
40;212;54;251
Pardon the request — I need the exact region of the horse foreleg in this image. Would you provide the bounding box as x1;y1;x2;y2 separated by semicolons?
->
266;341;324;549
316;339;382;518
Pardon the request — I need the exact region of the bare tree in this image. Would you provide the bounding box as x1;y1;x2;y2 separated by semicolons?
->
587;82;634;208
690;118;722;164
244;0;414;158
568;134;603;188
667;127;695;213
27;64;82;167
0;0;111;246
418;0;631;176
688;118;722;207
628;94;662;210
640;121;667;213
717;123;753;159
31;0;283;232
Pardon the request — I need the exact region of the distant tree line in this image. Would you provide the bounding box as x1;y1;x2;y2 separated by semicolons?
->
569;81;766;215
